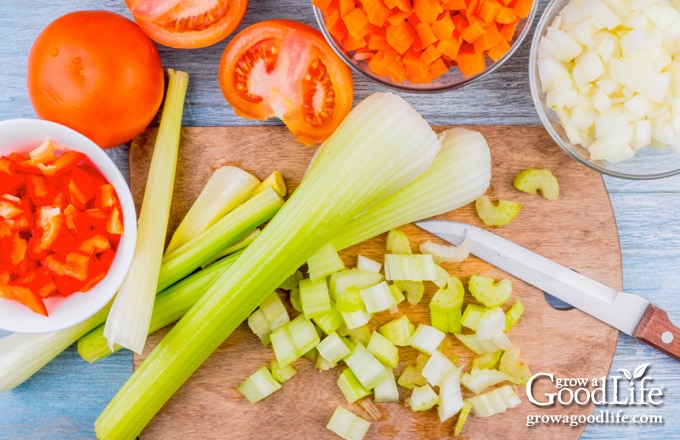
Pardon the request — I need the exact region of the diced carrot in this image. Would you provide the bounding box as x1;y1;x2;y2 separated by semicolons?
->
386;10;412;26
394;0;413;12
499;19;519;41
473;23;503;52
414;0;444;23
430;13;456;40
429;57;450;78
381;48;407;82
403;50;431;83
456;43;487;76
495;6;518;24
486;37;511;61
367;31;390;50
386;20;416;55
325;10;348;42
510;0;533;18
343;34;367;52
415;22;439;48
338;0;355;16
343;8;371;40
363;0;391;26
436;37;462;61
478;0;502;23
441;0;467;10
461;19;486;43
421;44;443;65
312;0;334;10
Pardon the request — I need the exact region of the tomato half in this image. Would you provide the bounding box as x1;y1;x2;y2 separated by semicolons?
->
125;0;248;49
218;19;354;146
27;10;165;149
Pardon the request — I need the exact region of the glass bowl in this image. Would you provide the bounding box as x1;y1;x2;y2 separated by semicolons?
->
313;1;539;93
529;0;680;180
0;118;137;333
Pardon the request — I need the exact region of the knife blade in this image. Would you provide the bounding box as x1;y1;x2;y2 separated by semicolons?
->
415;219;680;361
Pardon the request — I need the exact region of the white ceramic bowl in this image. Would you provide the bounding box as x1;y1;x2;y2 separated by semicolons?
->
0;119;136;333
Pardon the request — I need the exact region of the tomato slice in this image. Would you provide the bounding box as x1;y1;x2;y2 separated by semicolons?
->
218;19;354;146
125;0;248;49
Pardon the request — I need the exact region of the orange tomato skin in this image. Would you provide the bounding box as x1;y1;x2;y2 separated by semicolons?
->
27;10;165;149
218;19;354;146
125;0;249;49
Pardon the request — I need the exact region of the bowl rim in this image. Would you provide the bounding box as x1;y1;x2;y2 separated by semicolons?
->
313;1;540;94
528;0;680;180
0;118;137;333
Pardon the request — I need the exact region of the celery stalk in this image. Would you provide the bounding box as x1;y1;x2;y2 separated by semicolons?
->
103;69;189;354
95;92;441;439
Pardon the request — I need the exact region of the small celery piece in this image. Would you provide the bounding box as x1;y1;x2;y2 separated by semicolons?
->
468;275;513;308
313;308;344;336
467;384;521;418
432;264;450;288
474;195;521;227
397;360;428;390
356;255;381;272
386;228;412;253
307;242;345;282
454;401;473;436
461;367;512;394
409;384;439;412
505;300;524;331
238;366;282;404
336;286;365;313
437;369;464;422
299;277;332;319
476;307;507;340
270;315;320;367
316;353;336;371
341;309;373;330
472;350;503;370
270;360;297;383
337;368;372;403
409;324;446;355
374;370;399;403
157;187;284;291
513;168;560;200
378;315;415;346
326;406;371;440
394;280;425;305
429;276;465;334
360;281;396;313
247;292;290;345
460;303;488;331
329;268;384;301
165;166;260;255
342;325;372;346
344;342;391;390
252;170;287;198
94;92;442;439
279;270;303;290
499;345;532;385
384;254;437;281
454;332;512;355
248;310;271;345
103;69;189;354
419;233;471;264
422;350;458;387
367;331;399;368
289;287;302;313
317;332;352;364
388;283;406;307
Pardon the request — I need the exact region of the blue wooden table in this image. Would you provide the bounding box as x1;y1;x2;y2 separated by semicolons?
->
1;0;680;439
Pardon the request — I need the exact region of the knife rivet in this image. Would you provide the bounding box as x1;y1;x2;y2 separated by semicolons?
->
661;331;674;344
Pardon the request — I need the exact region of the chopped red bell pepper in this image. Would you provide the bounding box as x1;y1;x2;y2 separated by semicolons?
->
68;166;96;208
37;151;87;178
0;283;48;316
36;205;64;251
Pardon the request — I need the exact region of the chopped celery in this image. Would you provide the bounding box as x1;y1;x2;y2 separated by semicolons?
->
499;345;532;385
378;315;415;346
289;287;302;313
336;285;365;313
299;277;333;319
316;332;352;364
419;233;471;263
307;242;345;282
329;268;383;301
384;254;437;281
344;341;391;390
356;255;381;272
337;368;371;403
454;401;473;436
475;307;507;340
472;350;503;370
165;165;260;255
467;384;521;418
312;308;344;336
366;331;399;368
341;309;373;330
397;360;428;390
103;69;189;354
360;281;396;313
422;350;458;387
316;353;336;371
461;367;512;394
247;292;290;345
326;406;371;440
373;370;399;403
513;168;560;200
409;384;439;412
460;303;488;331
386;228;412;254
252;170;287;198
237;366;281;404
157;187;284;291
270;315;320;367
279;270;304;290
505;299;524;331
388;283;406;308
475;195;521;227
341;324;372;347
409;324;446;355
432;263;450;288
429;276;465;334
454;333;511;355
270;360;297;383
394;280;425;305
247;309;271;345
437;369;464;422
468;275;513;308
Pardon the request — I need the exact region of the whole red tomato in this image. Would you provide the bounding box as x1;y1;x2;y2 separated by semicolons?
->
27;10;165;149
124;0;248;49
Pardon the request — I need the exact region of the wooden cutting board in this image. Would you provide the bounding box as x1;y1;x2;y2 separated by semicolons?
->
129;125;621;440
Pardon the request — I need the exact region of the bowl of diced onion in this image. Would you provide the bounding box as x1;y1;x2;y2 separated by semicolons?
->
313;0;538;93
529;0;680;179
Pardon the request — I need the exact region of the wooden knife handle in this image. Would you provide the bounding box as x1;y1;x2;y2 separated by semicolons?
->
633;304;680;361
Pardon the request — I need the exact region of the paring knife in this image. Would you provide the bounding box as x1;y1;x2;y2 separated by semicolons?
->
415;219;680;361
